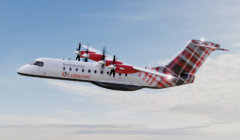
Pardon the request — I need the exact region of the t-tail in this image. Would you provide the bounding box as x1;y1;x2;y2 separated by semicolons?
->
155;39;228;85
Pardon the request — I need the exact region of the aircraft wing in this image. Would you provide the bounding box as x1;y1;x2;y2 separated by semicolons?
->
82;45;114;60
81;45;173;78
133;66;169;77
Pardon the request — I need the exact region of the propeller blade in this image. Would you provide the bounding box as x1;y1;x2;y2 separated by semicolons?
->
113;70;115;77
109;70;112;76
109;69;114;77
102;47;106;60
113;55;116;65
78;43;81;51
109;69;116;77
86;48;89;54
109;55;117;77
76;55;80;61
101;47;106;69
76;42;81;61
84;47;89;62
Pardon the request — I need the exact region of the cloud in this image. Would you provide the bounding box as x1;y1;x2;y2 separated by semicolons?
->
58;109;83;117
105;110;136;118
235;42;240;48
1;124;141;129
0;114;73;125
45;80;108;97
74;125;207;135
97;52;240;123
47;52;240;125
0;123;207;135
1;123;239;140
71;98;85;103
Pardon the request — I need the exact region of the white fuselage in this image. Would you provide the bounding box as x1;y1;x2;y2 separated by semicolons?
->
17;58;157;91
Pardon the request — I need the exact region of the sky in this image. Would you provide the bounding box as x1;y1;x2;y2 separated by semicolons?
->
0;0;240;139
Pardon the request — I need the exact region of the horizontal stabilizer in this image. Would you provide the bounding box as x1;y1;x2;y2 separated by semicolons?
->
192;39;229;51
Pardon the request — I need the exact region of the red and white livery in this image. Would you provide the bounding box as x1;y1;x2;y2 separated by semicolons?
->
17;39;228;91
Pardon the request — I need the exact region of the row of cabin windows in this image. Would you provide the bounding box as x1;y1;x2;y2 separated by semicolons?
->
63;67;128;77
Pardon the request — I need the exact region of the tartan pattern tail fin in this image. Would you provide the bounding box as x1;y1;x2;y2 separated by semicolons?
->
156;39;221;76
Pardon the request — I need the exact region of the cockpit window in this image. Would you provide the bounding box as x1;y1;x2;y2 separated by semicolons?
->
30;61;44;67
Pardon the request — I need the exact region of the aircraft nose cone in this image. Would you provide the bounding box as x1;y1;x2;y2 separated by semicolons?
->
17;66;24;75
17;64;29;75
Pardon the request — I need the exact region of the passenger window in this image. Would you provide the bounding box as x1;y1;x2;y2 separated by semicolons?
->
82;69;84;72
119;73;121;76
125;73;127;77
88;69;91;73
76;68;78;72
63;67;65;70
69;67;72;71
100;71;103;74
94;70;97;74
107;71;109;75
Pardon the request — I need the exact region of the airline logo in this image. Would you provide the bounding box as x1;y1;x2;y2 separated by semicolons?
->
62;72;90;79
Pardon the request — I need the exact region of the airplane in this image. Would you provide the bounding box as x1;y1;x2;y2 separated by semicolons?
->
17;39;228;91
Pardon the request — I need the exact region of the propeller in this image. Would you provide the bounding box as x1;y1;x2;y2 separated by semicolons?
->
101;47;106;69
84;47;89;62
75;43;81;61
109;55;116;77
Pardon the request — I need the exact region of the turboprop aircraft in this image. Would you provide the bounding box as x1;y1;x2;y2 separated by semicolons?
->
17;39;228;91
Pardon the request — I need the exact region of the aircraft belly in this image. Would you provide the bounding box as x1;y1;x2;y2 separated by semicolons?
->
91;82;142;91
91;73;145;91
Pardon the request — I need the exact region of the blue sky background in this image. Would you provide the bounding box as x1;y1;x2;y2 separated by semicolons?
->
1;0;240;139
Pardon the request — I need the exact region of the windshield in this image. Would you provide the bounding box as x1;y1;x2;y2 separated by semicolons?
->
30;61;44;67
